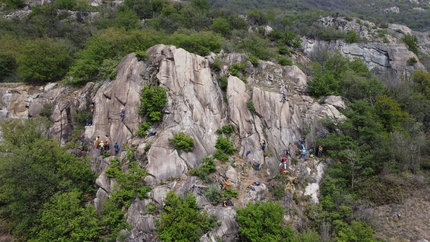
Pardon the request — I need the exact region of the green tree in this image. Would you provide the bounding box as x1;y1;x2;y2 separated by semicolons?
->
211;17;232;37
345;30;360;43
140;85;168;122
17;37;72;83
236;201;293;242
115;8;141;30
401;34;419;54
56;0;77;10
375;95;410;132
1;0;25;9
0;53;16;81
157;191;217;242
30;190;101;242
168;132;195;152
412;69;430;99
0;117;95;239
335;220;375;242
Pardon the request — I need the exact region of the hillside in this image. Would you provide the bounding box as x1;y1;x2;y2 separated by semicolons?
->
0;0;430;241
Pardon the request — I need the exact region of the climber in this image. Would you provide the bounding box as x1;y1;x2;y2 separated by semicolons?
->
279;156;287;171
99;141;105;156
284;148;290;157
318;145;323;158
309;148;314;158
300;138;305;149
226;200;233;207
280;91;287;103
260;139;266;152
147;130;157;137
95;136;100;149
86;119;92;126
253;159;261;170
120;107;125;121
299;148;307;160
104;138;110;151
246;150;251;157
114;141;119;156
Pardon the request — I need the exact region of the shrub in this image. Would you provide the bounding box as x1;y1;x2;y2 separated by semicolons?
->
40;103;54;118
247;100;256;115
247;56;259;67
345;30;360;43
0;53;16;81
135;51;149;61
278;56;293;66
157;191;217;242
205;184;222;204
138;85;168;136
98;58;119;80
213;149;229;162
406;57;417;66
217;76;228;91
18;38;72;83
229;62;247;77
169;132;194;152
169;30;223;56
336;220;376;242
72;108;93;129
402;34;419;54
190;157;216;180
211;57;222;72
211;17;232;37
215;137;235;155
236;202;293;241
223;187;238;199
216;124;234;135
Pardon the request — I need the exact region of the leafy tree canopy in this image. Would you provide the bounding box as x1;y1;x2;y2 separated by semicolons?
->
236;201;293;242
157;191;217;242
0;117;95;239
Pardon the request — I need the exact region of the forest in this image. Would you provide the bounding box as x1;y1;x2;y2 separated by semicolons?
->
0;0;430;241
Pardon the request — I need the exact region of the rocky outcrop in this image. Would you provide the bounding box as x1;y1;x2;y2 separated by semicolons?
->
143;45;228;185
0;45;347;242
303;39;424;85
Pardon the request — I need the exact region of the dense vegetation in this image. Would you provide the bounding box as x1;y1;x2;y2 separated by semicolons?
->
304;52;430;240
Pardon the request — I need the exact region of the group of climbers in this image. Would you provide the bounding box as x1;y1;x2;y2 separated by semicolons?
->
84;101;127;157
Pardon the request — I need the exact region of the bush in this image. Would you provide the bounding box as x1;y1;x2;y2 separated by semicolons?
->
229;62;247;77
157;191;217;242
336;220;376;242
169;132;195;152
247;100;256;115
138;85;168;136
345;30;360;43
401;34;419;54
211;17;232;37
190;157;216;180
247;56;259;67
223;187;238;199
236;202;293;242
17;38;72;83
215;137;235;155
0;53;16;81
215;124;234;135
406;57;417;66
217;76;228;91
205;184;222;204
278;56;293;66
211;57;222;72
169;30;223;56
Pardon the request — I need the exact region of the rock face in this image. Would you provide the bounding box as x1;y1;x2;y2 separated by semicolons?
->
303;39;424;85
143;45;227;185
0;45;347;242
